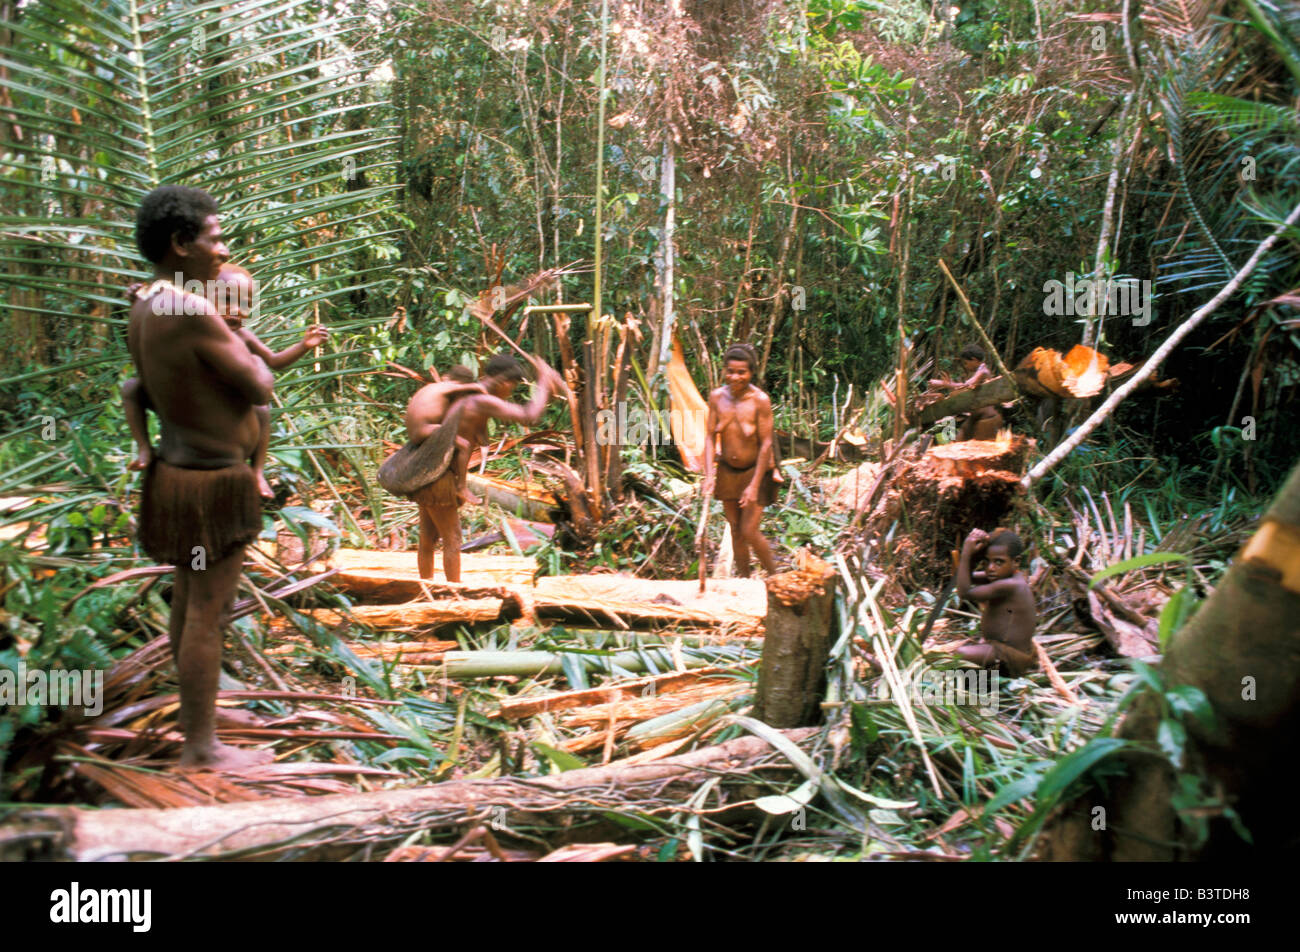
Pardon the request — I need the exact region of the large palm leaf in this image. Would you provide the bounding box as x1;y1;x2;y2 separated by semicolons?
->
0;0;400;378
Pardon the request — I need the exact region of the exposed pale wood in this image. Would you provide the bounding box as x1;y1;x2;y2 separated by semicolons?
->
1025;200;1300;488
321;551;765;632
327;548;538;593
306;599;513;628
33;729;817;861
497;666;745;720
531;574;766;632
467;474;558;523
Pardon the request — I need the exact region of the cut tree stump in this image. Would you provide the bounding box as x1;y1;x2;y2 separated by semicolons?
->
753;553;838;727
875;435;1033;587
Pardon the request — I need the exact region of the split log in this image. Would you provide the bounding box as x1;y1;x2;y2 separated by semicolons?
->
531;575;766;633
305;596;521;630
21;728;817;861
497;666;744;720
467;474;559;524
326;549;538;599
323;551;766;633
754;553;838;727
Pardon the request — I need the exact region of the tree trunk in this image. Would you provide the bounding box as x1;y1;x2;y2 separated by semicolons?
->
1043;459;1300;859
15;729;817;861
754;556;838;727
653;139;676;373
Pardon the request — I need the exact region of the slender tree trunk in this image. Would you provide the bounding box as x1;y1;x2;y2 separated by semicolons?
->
653;139;676;374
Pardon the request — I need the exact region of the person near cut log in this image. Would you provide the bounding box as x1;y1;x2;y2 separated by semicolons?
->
951;528;1037;676
384;354;561;582
404;364;487;506
124;185;275;771
929;344;1004;440
702;343;780;577
124;261;329;501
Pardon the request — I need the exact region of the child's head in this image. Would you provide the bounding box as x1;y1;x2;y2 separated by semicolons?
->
446;365;476;384
723;343;759;388
983;529;1024;580
959;343;985;375
212;262;255;327
482;353;526;397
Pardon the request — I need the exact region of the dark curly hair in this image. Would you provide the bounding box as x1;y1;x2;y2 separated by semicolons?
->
135;186;220;264
987;529;1024;560
483;353;526;382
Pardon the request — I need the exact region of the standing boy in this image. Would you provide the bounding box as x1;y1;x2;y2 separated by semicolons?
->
953;528;1037;676
702;343;779;577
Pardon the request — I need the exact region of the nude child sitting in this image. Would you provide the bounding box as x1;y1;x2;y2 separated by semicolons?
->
952;528;1038;676
701;343;781;578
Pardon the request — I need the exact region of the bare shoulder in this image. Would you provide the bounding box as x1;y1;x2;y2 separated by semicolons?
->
407;382;440;410
750;386;772;408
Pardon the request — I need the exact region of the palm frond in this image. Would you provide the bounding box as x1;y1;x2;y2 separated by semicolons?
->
0;0;398;364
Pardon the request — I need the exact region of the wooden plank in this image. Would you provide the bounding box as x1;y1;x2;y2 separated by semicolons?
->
305;598;515;629
496;666;743;720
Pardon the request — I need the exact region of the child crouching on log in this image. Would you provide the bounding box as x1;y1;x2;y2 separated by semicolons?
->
952;528;1037;676
702;343;780;577
929;343;1003;441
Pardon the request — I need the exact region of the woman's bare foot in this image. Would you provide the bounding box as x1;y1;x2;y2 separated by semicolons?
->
255;471;274;499
179;741;274;772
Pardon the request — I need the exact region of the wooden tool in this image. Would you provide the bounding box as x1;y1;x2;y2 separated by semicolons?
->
696;480;713;593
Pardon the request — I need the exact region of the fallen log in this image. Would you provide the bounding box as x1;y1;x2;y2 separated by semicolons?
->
497;666;745;720
531;575;766;633
911;374;1020;427
467;473;559;524
23;728;817;861
305;596;521;630
326;549;538;597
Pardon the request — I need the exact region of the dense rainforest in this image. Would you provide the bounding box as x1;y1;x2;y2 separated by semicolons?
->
0;0;1297;867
